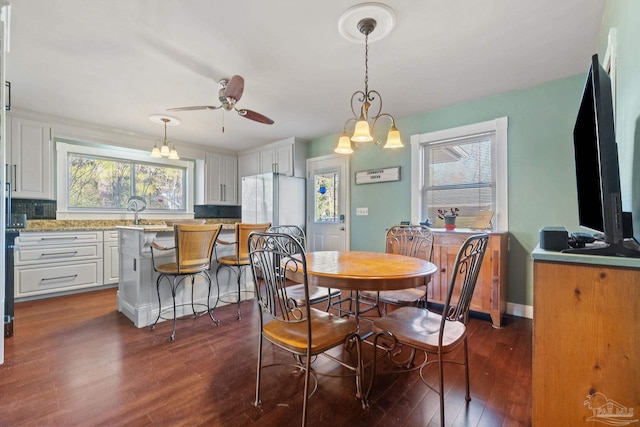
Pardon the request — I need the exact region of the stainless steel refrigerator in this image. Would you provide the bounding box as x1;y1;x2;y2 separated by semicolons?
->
241;173;305;229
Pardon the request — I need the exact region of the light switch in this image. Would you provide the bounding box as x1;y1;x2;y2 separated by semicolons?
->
356;207;368;215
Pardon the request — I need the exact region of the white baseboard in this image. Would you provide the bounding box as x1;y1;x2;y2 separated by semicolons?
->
506;302;533;319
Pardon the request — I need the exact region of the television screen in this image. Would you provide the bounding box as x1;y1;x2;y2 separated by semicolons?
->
566;54;639;257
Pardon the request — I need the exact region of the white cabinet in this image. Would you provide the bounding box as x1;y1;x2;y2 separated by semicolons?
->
8;116;54;199
205;152;237;205
15;231;104;298
103;230;119;285
238;137;308;178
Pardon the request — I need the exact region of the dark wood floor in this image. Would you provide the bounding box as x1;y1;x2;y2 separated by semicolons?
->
1;289;532;426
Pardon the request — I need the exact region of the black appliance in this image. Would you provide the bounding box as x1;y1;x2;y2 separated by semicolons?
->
4;229;18;337
5;182;25;338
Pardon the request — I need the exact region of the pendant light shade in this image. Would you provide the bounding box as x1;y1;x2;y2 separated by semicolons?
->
383;123;403;149
334;132;354;154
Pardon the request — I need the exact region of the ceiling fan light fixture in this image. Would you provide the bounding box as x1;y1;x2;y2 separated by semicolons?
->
335;3;403;154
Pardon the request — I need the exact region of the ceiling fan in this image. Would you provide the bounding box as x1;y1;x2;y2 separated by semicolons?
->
167;75;274;128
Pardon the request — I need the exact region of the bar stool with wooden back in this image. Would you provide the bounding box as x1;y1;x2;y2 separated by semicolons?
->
216;222;271;319
149;223;223;341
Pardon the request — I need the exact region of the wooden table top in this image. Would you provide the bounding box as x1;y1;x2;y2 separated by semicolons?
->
287;251;437;292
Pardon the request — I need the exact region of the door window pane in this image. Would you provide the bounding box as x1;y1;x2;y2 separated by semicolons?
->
314;172;339;222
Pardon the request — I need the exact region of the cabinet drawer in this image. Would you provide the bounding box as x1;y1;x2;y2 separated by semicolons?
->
16;243;102;265
16;260;103;297
104;230;119;242
17;231;102;246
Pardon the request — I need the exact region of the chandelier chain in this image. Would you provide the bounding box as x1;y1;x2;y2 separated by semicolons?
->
364;32;369;97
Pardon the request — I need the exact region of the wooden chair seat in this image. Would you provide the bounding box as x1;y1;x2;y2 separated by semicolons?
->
217;255;250;266
361;286;426;305
373;306;466;351
154;263;210;275
264;307;358;354
286;284;340;308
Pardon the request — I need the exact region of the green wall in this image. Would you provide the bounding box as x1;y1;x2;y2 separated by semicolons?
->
307;0;640;309
309;75;585;307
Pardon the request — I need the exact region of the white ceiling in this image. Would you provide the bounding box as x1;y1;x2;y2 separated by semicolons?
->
6;0;606;152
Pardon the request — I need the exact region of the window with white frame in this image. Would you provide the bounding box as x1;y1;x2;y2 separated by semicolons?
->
57;141;195;215
410;117;508;230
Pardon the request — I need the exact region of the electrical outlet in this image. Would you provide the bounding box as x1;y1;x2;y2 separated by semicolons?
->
356;207;368;216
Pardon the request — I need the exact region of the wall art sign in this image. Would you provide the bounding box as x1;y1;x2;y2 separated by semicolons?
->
355;166;400;185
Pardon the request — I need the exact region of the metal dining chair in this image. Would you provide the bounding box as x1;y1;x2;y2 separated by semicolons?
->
215;222;272;319
149;223;223;341
267;225;340;310
360;224;434;315
248;231;365;426
366;233;489;427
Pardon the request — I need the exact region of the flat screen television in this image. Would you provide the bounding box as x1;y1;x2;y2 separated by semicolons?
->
564;54;639;257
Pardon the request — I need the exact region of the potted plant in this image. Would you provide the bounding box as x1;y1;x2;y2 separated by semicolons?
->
438;208;459;230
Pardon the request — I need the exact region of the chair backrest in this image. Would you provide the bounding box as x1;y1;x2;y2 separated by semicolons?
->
385;224;434;261
442;233;489;325
267;225;306;250
174;224;223;272
235;222;272;259
248;231;309;322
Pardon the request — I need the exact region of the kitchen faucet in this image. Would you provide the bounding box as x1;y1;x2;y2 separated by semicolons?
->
127;196;147;226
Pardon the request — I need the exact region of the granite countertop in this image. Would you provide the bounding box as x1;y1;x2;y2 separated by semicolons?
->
21;219;240;232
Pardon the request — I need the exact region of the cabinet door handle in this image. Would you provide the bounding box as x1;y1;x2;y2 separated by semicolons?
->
13;164;16;189
41;236;78;241
5;81;11;111
41;274;78;282
40;251;78;257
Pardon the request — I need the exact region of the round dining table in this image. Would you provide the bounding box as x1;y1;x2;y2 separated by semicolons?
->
286;251;438;323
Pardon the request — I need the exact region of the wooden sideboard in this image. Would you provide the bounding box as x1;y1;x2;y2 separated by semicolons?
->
532;247;640;426
429;230;508;328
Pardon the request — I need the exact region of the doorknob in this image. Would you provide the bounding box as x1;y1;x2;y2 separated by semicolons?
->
340;226;345;231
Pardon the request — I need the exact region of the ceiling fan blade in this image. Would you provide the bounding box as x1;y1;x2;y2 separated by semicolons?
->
167;105;220;111
167;105;220;112
224;75;244;102
238;109;274;125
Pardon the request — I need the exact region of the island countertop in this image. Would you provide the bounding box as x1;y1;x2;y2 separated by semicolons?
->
20;219;239;232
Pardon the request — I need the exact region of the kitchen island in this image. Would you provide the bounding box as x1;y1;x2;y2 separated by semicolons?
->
116;224;251;328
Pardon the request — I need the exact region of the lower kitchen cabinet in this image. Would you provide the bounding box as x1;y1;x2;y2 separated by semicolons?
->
103;230;119;285
15;231;105;299
429;230;508;327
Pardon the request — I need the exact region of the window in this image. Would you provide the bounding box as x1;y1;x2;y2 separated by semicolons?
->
57;141;194;216
410;117;508;230
314;171;340;222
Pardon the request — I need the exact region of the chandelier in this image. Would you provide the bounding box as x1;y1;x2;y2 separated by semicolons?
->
150;115;180;159
335;5;403;155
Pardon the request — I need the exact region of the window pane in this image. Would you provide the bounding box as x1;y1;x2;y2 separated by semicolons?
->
424;186;494;227
314;172;339;222
67;153;185;210
135;164;185;209
68;155;131;208
423;135;495;227
428;139;492;187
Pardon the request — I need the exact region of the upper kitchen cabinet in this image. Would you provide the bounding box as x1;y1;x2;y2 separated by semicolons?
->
238;137;308;178
205;152;237;205
8;116;54;199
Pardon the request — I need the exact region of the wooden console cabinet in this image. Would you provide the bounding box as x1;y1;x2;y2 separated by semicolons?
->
532;248;640;426
429;230;508;328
